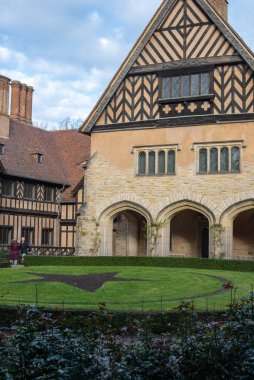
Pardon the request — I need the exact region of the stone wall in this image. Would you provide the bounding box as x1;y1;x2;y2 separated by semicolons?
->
76;120;254;258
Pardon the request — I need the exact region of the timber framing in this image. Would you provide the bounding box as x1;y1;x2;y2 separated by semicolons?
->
93;113;254;133
81;0;254;134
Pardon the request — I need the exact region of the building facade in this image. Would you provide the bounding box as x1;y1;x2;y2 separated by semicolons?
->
0;76;90;253
76;0;254;260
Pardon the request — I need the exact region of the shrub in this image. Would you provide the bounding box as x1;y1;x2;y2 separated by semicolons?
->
24;255;254;272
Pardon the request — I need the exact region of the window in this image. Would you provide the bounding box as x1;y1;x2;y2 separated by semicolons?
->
1;179;15;197
138;152;146;175
41;229;53;246
36;154;43;164
44;186;55;202
231;147;240;172
24;183;36;200
148;151;155;175
0;144;4;155
197;144;241;174
136;146;177;176
21;228;35;245
0;227;13;244
162;72;210;99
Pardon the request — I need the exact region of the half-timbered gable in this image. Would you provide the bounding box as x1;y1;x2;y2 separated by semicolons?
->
83;0;254;131
77;0;254;260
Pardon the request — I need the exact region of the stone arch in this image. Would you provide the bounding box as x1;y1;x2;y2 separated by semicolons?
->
98;200;152;256
220;199;254;259
97;194;154;220
154;191;218;220
156;200;215;257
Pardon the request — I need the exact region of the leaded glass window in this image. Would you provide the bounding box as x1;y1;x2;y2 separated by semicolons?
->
210;148;218;173
167;150;175;174
220;147;229;172
201;73;210;95
182;75;190;97
162;72;210;99
148;151;156;175
199;148;208;173
231;147;240;172
172;77;181;98
138;151;146;175
163;77;171;99
191;74;200;96
158;151;165;175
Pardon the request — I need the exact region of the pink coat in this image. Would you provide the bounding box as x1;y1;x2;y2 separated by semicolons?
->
10;242;20;260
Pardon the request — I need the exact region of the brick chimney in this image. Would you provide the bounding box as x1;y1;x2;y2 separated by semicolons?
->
10;80;34;124
10;80;21;120
0;75;11;139
19;83;28;122
207;0;228;21
26;86;34;125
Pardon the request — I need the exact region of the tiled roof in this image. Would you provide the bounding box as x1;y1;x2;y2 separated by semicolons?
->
0;120;90;200
51;129;91;200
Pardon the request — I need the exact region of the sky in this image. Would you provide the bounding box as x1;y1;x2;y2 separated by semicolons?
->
0;0;254;129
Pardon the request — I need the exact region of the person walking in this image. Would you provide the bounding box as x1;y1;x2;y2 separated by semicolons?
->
10;239;20;267
20;236;30;259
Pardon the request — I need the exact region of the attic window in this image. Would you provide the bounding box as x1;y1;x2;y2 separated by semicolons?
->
161;72;211;100
0;144;4;155
36;154;43;164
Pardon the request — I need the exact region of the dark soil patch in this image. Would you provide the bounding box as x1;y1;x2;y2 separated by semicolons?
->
12;272;145;292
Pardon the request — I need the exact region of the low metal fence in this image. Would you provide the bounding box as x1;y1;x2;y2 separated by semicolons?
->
0;245;75;256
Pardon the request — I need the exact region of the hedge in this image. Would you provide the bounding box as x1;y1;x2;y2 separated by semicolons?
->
0;259;10;268
23;255;254;272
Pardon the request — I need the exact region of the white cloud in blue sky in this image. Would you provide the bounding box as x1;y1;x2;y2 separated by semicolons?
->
0;0;253;128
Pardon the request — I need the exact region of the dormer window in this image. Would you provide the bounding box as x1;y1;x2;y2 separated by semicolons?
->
36;154;43;164
0;144;4;155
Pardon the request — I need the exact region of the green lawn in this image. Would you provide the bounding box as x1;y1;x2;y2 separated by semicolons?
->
0;266;253;311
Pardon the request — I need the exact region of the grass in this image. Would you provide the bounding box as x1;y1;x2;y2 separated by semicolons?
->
0;266;254;311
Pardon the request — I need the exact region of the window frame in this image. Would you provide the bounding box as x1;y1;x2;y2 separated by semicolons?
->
41;228;53;246
21;227;35;246
134;144;179;176
159;69;213;103
0;226;13;244
1;178;15;197
23;182;36;200
193;141;245;175
43;185;55;202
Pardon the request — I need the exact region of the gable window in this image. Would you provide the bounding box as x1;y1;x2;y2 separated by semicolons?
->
162;72;210;100
24;182;36;200
196;143;242;174
135;145;178;176
0;144;4;155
